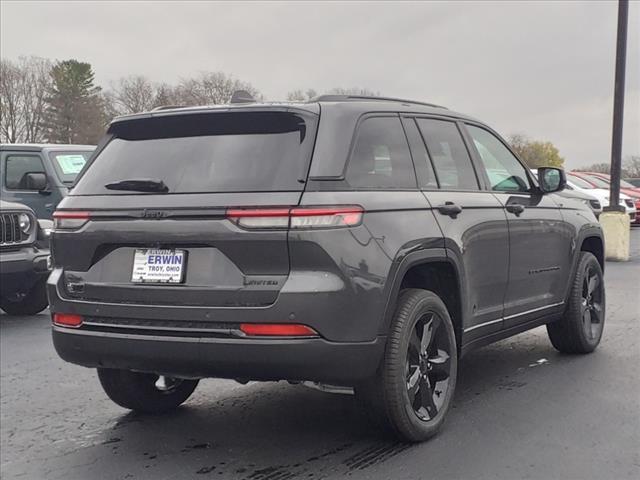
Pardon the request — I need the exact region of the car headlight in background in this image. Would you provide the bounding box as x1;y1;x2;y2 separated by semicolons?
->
18;213;32;234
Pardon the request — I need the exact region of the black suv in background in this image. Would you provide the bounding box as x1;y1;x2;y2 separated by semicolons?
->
49;96;605;442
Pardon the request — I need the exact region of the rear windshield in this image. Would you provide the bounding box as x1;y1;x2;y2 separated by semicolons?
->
72;111;317;195
49;151;93;184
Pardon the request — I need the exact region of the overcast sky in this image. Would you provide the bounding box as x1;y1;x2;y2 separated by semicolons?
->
1;1;638;168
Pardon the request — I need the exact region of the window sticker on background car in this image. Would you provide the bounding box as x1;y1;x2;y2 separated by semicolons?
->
55;155;87;175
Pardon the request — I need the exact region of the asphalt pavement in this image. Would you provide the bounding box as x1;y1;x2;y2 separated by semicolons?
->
2;230;639;480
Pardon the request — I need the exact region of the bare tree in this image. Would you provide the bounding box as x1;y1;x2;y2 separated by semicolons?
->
0;56;52;143
175;72;260;106
107;75;157;115
623;155;640;177
573;163;611;174
286;89;317;101
21;57;52;142
0;59;23;142
154;83;180;107
327;87;380;96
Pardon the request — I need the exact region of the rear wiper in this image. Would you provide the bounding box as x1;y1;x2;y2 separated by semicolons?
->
104;178;169;193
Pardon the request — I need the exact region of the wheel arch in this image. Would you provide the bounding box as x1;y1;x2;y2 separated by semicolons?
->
561;228;605;305
580;235;604;271
381;249;466;350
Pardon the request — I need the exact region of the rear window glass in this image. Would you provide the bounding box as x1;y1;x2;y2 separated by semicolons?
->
49;151;93;183
72;111;316;195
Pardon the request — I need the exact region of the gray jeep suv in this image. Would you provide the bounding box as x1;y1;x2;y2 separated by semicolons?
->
49;95;605;442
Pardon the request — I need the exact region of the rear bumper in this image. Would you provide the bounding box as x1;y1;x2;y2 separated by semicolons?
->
0;246;50;297
52;326;385;384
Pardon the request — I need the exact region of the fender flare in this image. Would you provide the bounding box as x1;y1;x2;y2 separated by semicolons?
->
564;226;605;304
379;247;467;340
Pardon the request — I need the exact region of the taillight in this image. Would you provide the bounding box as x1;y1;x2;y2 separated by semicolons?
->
226;206;363;230
290;207;363;228
226;208;290;229
53;211;91;230
240;323;318;337
53;313;83;328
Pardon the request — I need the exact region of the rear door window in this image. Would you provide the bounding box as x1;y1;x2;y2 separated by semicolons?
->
4;155;46;190
72;111;317;195
345;116;417;189
402;118;438;189
416;119;479;190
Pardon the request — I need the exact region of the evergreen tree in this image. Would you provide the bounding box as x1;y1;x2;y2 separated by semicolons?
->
43;60;105;144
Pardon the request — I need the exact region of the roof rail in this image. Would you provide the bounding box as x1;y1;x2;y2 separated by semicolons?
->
151;105;187;111
310;95;447;109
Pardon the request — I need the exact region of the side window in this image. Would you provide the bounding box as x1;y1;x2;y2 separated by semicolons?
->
402;118;438;189
416;119;479;190
345;117;416;189
467;125;531;192
5;155;46;190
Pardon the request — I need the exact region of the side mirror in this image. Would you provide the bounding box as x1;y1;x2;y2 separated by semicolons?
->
24;172;48;191
538;167;566;193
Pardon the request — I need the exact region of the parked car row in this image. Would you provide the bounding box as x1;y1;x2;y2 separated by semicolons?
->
568;171;639;224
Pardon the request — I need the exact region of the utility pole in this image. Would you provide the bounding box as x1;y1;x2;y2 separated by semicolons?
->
606;0;628;211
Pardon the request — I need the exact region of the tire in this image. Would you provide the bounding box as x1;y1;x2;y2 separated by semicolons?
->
547;251;605;354
0;280;48;316
97;368;199;414
355;289;458;442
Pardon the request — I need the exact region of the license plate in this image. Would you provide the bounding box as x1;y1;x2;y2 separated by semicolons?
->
131;249;186;284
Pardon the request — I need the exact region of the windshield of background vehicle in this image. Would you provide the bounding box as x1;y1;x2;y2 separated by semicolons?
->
568;174;598;189
49;151;93;184
71;111;317;195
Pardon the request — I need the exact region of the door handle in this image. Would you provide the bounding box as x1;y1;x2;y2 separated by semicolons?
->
506;204;525;216
437;202;463;218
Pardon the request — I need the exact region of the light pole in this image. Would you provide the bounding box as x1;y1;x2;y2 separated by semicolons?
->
606;0;628;211
600;0;630;261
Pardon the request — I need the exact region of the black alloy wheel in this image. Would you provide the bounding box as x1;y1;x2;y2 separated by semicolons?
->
405;312;452;421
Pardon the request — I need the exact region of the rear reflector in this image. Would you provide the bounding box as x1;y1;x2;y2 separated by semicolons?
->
53;211;91;230
240;323;318;337
53;313;83;328
227;206;363;229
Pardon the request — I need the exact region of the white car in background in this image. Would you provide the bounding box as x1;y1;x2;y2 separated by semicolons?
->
566;172;637;222
530;169;603;217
